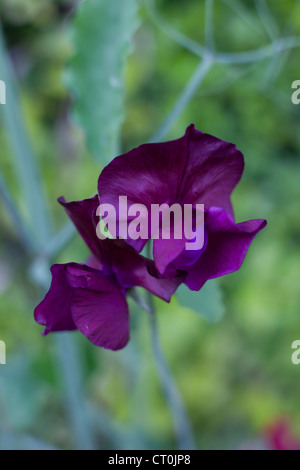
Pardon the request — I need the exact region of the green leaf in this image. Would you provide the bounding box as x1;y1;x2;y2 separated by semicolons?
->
67;0;139;165
176;280;225;323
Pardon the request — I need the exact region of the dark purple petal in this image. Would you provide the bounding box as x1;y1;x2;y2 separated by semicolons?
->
176;126;244;218
108;239;184;301
152;237;205;278
34;264;77;335
184;207;267;290
98;125;244;249
58;195;105;262
34;263;129;350
151;206;207;277
69;266;129;351
59;197;181;299
98;130;188;217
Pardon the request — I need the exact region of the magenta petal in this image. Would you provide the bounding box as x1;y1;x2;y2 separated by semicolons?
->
98;131;188;215
65;263;129;350
98;127;189;251
177;126;244;218
153;238;202;278
185;207;267;290
69;274;129;351
34;264;77;335
58;195;103;261
35;263;129;350
153;238;185;278
58;191;182;299
109;241;184;301
98;125;244;245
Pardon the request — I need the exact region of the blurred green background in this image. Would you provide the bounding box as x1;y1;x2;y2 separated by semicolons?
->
0;0;300;450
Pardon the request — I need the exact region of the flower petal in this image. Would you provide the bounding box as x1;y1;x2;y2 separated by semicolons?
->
34;264;77;335
69;265;129;351
58;195;104;262
107;239;184;301
35;263;129;350
58;191;182;300
177;126;244;218
184;207;267;290
98;124;244;252
153;238;201;278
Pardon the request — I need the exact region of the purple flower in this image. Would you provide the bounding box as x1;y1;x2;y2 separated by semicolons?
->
35;125;266;350
34;195;183;350
98;124;266;290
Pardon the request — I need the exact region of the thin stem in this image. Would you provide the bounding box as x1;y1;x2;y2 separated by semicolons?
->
41;222;76;260
140;243;195;449
146;0;300;146
198;62;262;97
147;291;195;450
205;0;214;52
261;41;287;87
145;0;205;58
55;334;96;450
216;36;300;64
146;0;300;72
0;171;33;252
128;288;152;314
221;0;263;34
255;0;279;41
150;55;213;142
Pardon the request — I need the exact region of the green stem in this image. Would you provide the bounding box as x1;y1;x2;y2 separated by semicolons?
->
205;0;215;52
41;222;76;260
0;171;33;252
255;0;279;41
146;290;195;450
150;55;213;143
216;36;300;64
145;0;205;58
55;334;96;450
221;0;262;34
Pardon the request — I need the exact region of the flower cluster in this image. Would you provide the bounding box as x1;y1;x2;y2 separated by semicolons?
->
35;125;266;350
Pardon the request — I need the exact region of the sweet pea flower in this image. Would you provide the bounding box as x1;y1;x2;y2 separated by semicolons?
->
98;124;267;290
266;419;300;451
34;195;183;350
